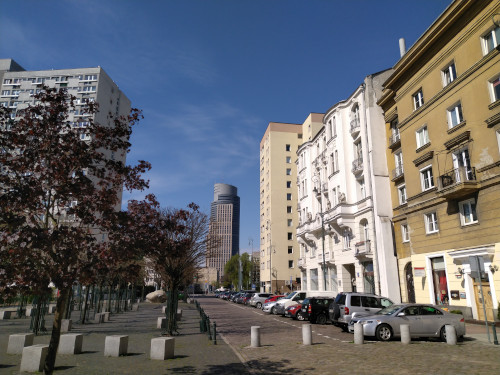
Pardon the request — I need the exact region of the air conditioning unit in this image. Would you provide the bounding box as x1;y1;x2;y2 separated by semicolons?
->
285;280;291;286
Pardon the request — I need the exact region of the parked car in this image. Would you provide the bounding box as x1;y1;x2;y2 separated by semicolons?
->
264;295;285;304
284;303;302;319
249;293;273;309
273;291;308;316
299;297;335;324
329;292;394;331
262;296;285;314
241;292;254;305
349;304;466;341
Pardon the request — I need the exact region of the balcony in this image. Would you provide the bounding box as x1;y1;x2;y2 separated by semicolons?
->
298;258;306;269
437;166;479;200
350;118;360;137
351;158;363;175
388;133;401;149
354;240;371;257
391;165;404;181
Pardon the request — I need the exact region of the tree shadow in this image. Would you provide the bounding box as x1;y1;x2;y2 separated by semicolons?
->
169;365;197;374
53;365;76;371
0;364;16;369
198;358;315;375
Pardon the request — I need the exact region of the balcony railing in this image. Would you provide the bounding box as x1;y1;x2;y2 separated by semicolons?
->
355;240;371;256
351;158;363;174
388;133;401;148
391;165;404;181
437;166;479;199
298;258;305;268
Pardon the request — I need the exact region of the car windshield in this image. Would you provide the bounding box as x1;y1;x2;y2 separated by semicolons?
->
376;305;405;316
282;291;297;300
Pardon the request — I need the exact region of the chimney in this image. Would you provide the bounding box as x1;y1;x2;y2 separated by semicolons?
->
399;38;406;58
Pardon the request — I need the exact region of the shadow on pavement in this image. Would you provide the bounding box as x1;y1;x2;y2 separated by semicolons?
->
53;365;77;371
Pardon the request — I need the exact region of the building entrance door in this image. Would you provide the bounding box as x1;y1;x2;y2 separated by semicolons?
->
473;282;494;321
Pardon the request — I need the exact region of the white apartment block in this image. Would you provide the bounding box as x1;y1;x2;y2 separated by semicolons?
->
296;71;401;302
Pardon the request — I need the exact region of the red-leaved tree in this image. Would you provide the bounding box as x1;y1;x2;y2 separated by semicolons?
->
0;87;150;374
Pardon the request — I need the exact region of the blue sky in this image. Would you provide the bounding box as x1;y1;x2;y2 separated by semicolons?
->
0;0;450;253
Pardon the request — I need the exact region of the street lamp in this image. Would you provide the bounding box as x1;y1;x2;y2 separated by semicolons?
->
312;171;328;292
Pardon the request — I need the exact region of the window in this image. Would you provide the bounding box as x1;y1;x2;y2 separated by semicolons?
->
342;229;351;250
413;89;424;110
358;178;366;199
447;102;463;128
488;75;500;102
416;125;429;148
401;224;409;242
287;219;293;227
442;62;457;86
286;193;292;200
288;246;293;254
287;206;292;213
430;256;449;305
459;198;478;226
310;269;318;290
285;144;291;151
286;181;291;188
288;260;294;269
287;232;293;240
482;26;500;54
286;156;291;163
420;166;434;191
286;168;291;175
425;212;439;234
397;184;407;205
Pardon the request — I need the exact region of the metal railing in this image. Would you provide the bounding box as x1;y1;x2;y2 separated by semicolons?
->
388;133;400;147
350;118;360;133
392;165;404;180
439;166;476;188
352;158;363;174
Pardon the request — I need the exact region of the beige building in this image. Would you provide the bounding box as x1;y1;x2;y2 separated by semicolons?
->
260;119;315;293
378;0;500;320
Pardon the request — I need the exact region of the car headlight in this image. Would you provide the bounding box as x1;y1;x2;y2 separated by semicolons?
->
361;320;373;324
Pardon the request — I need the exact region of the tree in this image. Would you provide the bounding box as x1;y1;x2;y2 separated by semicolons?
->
224;253;252;289
0;87;150;374
135;201;212;335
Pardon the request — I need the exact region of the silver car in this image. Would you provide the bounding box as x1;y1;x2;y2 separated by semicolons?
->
350;304;466;341
262;299;282;314
249;293;273;309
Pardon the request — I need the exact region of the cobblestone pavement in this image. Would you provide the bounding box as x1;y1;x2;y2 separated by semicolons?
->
197;296;500;375
0;301;249;374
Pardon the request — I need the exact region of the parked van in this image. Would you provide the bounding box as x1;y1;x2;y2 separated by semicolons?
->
328;292;394;331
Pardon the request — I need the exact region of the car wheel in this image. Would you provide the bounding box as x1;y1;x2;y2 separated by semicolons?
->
341;324;349;332
256;302;262;309
440;326;447;342
297;312;305;321
375;324;393;341
316;314;327;325
271;306;276;314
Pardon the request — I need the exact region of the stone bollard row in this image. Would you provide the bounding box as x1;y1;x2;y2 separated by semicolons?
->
302;324;312;345
400;324;411;344
354;323;364;345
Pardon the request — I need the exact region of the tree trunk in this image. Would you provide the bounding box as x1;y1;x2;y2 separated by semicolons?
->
107;283;112;313
81;286;90;324
43;286;70;375
165;286;178;336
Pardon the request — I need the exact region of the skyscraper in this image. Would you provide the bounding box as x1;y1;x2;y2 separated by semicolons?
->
207;183;240;279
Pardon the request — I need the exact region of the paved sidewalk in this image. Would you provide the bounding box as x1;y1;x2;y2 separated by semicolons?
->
0;301;249;374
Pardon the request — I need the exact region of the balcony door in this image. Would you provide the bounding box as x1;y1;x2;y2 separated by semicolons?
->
452;148;472;182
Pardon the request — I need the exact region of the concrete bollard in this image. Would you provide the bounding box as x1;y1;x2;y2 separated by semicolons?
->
157;317;167;329
251;326;261;347
0;310;12;320
302;324;312;345
354;323;364;344
58;334;83;354
445;325;457;345
400;324;411;344
7;333;34;354
150;337;175;360
20;344;49;372
25;307;34;317
102;312;110;322
61;319;72;333
176;309;182;321
162;306;167;314
104;335;128;357
47;305;56;314
132;304;139;311
93;313;104;324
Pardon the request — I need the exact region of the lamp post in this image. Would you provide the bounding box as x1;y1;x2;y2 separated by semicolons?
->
313;171;328;292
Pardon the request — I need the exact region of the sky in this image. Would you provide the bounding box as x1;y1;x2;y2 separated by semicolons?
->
0;0;451;253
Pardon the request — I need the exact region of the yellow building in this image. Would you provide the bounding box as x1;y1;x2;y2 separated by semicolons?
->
378;0;500;320
259;116;322;293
